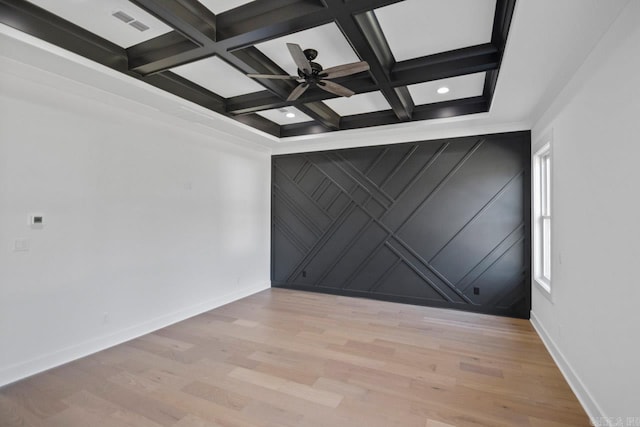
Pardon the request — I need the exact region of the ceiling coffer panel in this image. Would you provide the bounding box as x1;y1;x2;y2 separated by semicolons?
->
255;23;362;76
10;0;516;137
26;0;172;48
324;92;391;116
374;0;497;61
408;72;487;105
171;56;266;98
257;107;314;125
198;0;256;15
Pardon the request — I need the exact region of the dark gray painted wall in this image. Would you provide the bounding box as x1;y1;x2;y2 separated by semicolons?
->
271;131;531;318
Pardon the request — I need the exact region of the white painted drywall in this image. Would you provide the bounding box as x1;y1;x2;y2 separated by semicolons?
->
0;32;271;387
531;1;640;420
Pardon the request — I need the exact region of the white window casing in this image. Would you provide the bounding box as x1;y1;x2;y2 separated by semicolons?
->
533;141;552;295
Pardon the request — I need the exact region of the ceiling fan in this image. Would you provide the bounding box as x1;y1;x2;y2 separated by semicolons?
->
247;43;370;102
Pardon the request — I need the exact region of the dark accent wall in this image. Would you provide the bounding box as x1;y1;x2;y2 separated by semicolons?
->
271;131;531;319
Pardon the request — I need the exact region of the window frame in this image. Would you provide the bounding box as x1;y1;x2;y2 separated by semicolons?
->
533;140;552;297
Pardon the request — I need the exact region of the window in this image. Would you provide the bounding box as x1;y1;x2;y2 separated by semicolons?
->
533;142;552;293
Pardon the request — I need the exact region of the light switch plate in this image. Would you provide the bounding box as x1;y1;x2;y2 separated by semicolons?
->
14;239;30;252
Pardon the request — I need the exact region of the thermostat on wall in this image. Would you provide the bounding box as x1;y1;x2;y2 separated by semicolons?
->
30;214;44;229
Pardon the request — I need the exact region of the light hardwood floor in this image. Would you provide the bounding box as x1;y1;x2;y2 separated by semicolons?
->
0;289;588;426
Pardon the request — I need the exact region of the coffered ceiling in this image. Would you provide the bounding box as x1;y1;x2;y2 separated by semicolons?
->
1;0;514;138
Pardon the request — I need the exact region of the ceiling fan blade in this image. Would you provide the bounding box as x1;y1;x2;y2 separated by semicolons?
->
318;80;355;98
287;83;310;101
247;74;300;80
287;43;311;74
321;61;370;79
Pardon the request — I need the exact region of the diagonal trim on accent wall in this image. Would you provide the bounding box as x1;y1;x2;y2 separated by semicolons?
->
272;131;531;318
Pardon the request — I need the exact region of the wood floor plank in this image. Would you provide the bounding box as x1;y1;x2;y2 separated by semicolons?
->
0;394;45;427
181;381;249;411
0;289;590;426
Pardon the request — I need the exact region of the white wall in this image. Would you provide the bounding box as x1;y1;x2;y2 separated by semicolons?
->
0;31;271;387
531;1;640;421
2;2;639;419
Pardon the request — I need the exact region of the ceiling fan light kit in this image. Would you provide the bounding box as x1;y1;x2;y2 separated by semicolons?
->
247;43;370;102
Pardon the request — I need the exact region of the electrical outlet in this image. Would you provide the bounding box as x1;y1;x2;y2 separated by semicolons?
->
473;287;480;295
302;270;307;278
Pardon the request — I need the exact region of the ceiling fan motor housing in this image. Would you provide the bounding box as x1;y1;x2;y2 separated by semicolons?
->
246;43;364;101
297;61;324;82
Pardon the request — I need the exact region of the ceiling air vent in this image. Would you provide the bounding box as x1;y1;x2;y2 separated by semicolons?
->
111;10;150;32
129;21;149;32
111;10;134;23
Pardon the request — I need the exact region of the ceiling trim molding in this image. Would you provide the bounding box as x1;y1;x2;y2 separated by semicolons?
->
132;0;345;131
350;9;414;121
226;43;499;115
0;0;517;138
0;24;277;151
281;96;488;137
484;0;517;108
272;120;531;155
0;0;283;137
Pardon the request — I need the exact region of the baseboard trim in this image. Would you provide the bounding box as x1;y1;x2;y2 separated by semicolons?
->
0;282;270;388
530;311;606;424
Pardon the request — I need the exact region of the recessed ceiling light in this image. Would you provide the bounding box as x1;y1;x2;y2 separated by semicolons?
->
437;87;450;94
285;112;296;118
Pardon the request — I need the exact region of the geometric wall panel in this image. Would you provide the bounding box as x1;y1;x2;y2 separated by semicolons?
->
272;131;531;318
